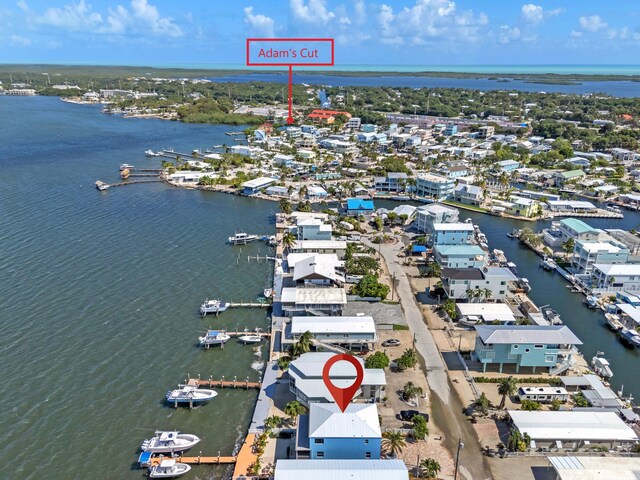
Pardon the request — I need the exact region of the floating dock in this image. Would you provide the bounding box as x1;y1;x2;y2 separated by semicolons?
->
186;378;261;389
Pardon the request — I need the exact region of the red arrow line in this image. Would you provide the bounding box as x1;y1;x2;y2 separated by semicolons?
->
287;65;294;124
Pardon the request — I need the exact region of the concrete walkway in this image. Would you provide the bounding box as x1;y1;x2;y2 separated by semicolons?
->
363;237;491;480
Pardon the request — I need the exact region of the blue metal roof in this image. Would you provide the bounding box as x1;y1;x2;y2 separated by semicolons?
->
412;245;427;253
346;198;374;210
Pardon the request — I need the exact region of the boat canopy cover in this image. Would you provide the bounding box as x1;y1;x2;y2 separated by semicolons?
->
207;331;220;335
138;451;152;466
159;432;177;441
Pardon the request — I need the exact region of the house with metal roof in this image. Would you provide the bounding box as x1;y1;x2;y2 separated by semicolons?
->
346;198;375;216
288;352;385;406
296;218;332;241
373;172;408;192
434;244;486;269
456;302;516;324
291;255;344;287
556;218;601;243
453;183;484;206
554;169;586;187
274;459;409;480
415;203;459;237
296;403;382;459
288;316;377;349
432;222;475;246
474;325;582;373
572;239;630;274
291;240;347;259
442;266;518;301
548;456;640;480
591;264;640;292
508;410;638;449
281;287;347;317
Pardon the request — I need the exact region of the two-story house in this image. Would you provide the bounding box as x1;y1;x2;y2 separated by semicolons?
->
474;325;582;373
591;264;640;292
296;403;382;459
415;204;459;235
572;239;630;274
346;198;375;216
297;218;332;241
373;172;408;193
288;353;385;406
414;174;455;201
432;223;475;246
288;316;377;351
453;184;484;206
434;244;486;269
441;266;518;301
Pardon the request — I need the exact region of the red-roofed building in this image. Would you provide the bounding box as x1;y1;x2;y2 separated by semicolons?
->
308;109;352;124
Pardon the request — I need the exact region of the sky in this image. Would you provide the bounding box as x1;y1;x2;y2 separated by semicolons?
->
1;0;639;66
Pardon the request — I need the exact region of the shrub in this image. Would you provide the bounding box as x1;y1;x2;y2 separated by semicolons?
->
365;351;390;369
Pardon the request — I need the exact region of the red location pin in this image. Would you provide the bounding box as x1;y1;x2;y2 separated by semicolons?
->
322;353;364;412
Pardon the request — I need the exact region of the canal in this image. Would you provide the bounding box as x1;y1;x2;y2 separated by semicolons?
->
378;200;640;402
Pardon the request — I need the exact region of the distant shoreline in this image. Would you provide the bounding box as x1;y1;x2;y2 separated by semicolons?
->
2;64;640;84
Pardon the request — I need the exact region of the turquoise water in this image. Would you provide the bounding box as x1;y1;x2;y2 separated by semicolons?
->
0;96;275;479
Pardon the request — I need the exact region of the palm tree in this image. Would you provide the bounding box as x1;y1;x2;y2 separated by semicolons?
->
295;331;313;355
497;376;517;409
420;458;441;479
381;430;406;458
402;382;424;406
284;401;307;425
264;415;282;431
279;198;292;215
282;231;296;252
483;288;493;302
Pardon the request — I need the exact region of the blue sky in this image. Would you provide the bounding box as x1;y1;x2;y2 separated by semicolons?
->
1;0;639;66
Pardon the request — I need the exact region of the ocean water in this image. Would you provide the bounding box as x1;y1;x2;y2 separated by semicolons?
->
0;96;275;479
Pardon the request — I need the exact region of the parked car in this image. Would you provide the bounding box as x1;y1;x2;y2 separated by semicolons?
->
399;410;429;422
382;339;401;347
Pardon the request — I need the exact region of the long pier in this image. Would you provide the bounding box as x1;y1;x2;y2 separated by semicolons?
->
95;179;164;189
186;377;261;389
150;454;236;466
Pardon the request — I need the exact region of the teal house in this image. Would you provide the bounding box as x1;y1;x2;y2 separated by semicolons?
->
434;244;486;268
346;198;375;216
474;325;582;373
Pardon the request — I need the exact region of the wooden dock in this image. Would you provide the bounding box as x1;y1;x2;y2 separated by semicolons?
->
186;378;261;389
150;454;236;466
228;302;271;308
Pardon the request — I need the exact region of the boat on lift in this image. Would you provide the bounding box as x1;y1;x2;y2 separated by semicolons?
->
141;431;201;454
591;353;614;379
199;330;231;347
200;299;229;315
239;334;263;344
120;163;135;170
228;233;258;245
619;328;640;348
263;288;273;299
165;385;217;406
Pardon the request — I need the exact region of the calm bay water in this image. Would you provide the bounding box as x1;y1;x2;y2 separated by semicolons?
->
209;73;640;98
0;96;275;479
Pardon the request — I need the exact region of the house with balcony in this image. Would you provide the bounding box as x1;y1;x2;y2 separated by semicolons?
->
432;223;475;246
590;264;640;292
281;287;347;317
291;240;347;259
415;174;455;201
453;184;484;206
572;239;630;274
556;218;601;243
296;403;382;460
415;204;459;235
373;172;408;193
296;218;332;241
555;169;586;187
474;325;582;373
434;244;486;269
288;353;385;407
288;316;377;350
506;196;542;218
442;267;518;301
291;255;344;288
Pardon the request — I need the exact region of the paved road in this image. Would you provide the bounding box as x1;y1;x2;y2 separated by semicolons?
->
364;238;491;480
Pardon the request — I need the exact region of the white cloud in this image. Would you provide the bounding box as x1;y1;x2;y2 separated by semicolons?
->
499;25;521;44
16;0;29;13
376;0;489;46
30;0;182;37
354;0;366;25
570;30;582;38
579;15;607;33
522;4;562;24
521;4;543;24
243;6;275;37
290;0;335;24
10;34;31;45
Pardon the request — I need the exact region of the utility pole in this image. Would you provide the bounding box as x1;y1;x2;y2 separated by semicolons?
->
454;438;464;480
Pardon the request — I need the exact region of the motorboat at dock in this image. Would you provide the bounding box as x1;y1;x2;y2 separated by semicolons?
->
591;353;614;379
141;431;201;454
228;233;258;245
619;328;640;348
199;330;231;347
238;334;263;344
585;296;599;309
541;305;562;325
200;299;229;315
540;256;558;271
165;385;217;406
95;181;109;191
148;459;192;478
605;313;624;332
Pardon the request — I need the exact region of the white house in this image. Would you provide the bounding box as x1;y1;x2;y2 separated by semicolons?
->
274;460;409;480
289;316;377;349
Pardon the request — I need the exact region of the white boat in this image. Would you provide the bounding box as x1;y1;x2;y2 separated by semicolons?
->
200;299;229;315
145;149;160;157
267;235;277;246
263;288;273;299
120;163;135;170
165;385;217;406
141;431;201;454
148;460;191;479
199;330;231;347
228;233;258;245
239;335;263;344
585;296;599;309
619;328;640;348
591;354;614;379
605;313;624;332
95;181;109;191
540;256;557;271
541;305;562;325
